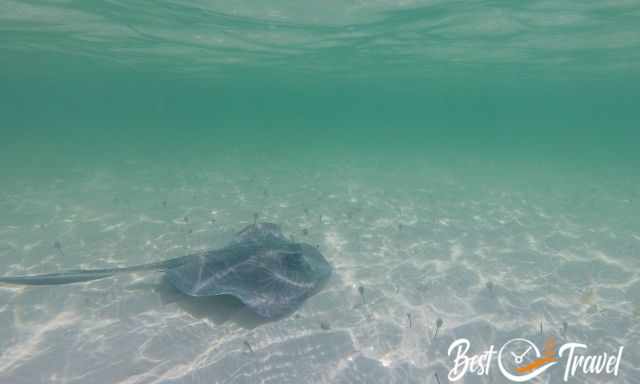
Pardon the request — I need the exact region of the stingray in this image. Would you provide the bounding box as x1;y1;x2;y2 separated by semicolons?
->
0;223;332;319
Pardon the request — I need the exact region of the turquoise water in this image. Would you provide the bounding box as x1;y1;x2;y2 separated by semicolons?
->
1;1;640;383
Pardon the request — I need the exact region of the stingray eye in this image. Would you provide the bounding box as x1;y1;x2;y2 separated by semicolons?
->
283;251;305;269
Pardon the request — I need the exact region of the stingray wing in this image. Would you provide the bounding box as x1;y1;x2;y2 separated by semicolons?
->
165;245;313;318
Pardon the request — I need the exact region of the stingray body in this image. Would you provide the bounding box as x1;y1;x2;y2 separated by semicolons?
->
0;223;332;318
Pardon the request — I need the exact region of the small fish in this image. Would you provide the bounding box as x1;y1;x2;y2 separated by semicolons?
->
320;321;331;330
358;285;365;304
243;340;253;353
407;313;412;328
162;200;167;208
53;241;65;257
562;321;568;336
302;228;309;236
434;372;441;384
433;318;443;340
486;281;494;295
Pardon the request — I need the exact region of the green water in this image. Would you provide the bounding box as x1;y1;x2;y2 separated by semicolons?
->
2;1;639;175
1;1;640;383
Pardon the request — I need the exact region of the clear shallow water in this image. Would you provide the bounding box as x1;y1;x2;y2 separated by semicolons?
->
1;1;640;384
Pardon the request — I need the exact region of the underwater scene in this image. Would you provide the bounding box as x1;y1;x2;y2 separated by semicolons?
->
1;1;639;383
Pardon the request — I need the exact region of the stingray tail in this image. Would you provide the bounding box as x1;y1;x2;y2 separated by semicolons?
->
0;257;189;286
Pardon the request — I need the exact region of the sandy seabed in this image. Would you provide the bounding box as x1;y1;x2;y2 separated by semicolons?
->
1;158;638;384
